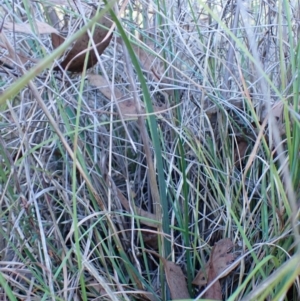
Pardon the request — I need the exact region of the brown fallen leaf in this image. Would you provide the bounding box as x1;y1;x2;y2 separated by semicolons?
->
54;13;113;72
163;259;190;300
143;249;190;301
193;239;237;301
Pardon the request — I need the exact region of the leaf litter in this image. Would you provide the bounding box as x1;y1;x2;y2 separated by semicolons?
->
147;240;237;301
163;259;190;300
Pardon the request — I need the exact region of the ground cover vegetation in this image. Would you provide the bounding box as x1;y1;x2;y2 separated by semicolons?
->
0;0;299;300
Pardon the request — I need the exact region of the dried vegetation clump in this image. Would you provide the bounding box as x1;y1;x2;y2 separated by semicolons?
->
0;0;299;300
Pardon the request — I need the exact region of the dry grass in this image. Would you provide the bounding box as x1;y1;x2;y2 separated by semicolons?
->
0;0;299;300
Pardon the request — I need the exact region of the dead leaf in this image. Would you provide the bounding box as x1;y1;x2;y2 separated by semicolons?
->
193;239;237;301
162;259;190;300
193;239;237;287
54;14;113;72
51;33;65;49
4;21;59;34
139;249;190;300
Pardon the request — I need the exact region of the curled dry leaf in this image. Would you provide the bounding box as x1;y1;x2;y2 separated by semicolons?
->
193;239;237;301
4;21;59;34
54;13;113;72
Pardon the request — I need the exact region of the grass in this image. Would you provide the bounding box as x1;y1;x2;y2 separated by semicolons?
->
0;0;299;300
